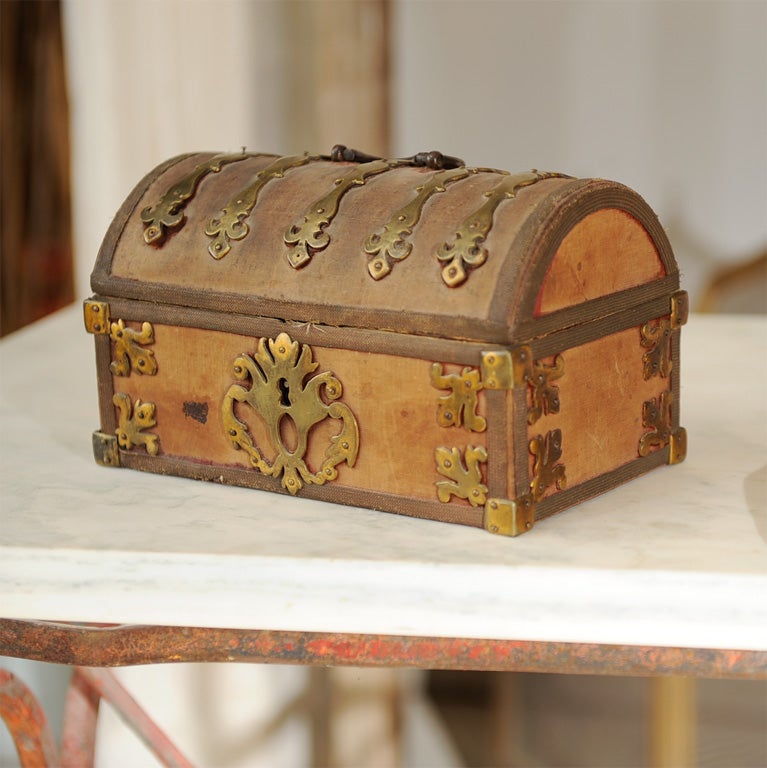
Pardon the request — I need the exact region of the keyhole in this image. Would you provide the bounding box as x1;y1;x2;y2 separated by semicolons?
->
278;378;291;406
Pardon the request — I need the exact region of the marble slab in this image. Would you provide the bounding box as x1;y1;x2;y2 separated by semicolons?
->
1;306;766;651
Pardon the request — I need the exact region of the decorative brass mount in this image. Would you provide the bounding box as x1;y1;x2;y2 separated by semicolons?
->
529;428;567;502
639;390;687;464
284;158;407;269
141;151;251;245
438;171;570;287
135;145;570;290
435;445;488;507
206;154;318;260
110;319;157;376
83;302;158;377
526;356;565;425
640;290;689;379
222;333;359;494
113;392;160;456
429;363;486;432
640;318;672;379
364;167;473;280
430;347;565;434
283;146;465;269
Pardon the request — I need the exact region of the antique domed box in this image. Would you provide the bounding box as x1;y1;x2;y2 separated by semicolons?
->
85;146;687;536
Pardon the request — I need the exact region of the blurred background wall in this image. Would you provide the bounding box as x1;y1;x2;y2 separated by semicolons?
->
1;0;765;766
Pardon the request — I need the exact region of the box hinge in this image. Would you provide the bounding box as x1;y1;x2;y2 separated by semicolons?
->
92;430;120;467
83;299;110;335
670;290;689;329
483;495;535;536
480;346;532;390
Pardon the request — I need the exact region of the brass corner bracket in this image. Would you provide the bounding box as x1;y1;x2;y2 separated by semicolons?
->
669;426;687;464
83;300;110;335
671;290;689;329
480;346;565;424
483;495;535;537
480;347;532;390
92;430;120;467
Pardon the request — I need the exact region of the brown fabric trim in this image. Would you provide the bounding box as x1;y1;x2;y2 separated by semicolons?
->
91;154;198;291
512;387;530;500
92;290;676;369
119;451;485;529
94;335;115;432
91;273;511;343
485;389;508;497
671;328;681;430
95;295;500;366
529;291;673;358
534;449;669;522
516;274;679;344
489;177;583;328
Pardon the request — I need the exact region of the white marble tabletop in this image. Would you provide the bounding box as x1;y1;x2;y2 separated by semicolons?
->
1;306;766;652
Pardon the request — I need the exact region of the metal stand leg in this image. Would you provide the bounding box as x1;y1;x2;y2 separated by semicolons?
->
650;676;697;768
0;668;58;768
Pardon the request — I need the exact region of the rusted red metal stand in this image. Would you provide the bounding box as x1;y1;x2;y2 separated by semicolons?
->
1;665;193;768
0;668;58;768
1;620;764;678
1;619;765;766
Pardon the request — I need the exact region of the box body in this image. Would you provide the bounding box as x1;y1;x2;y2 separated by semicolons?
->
87;149;687;535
